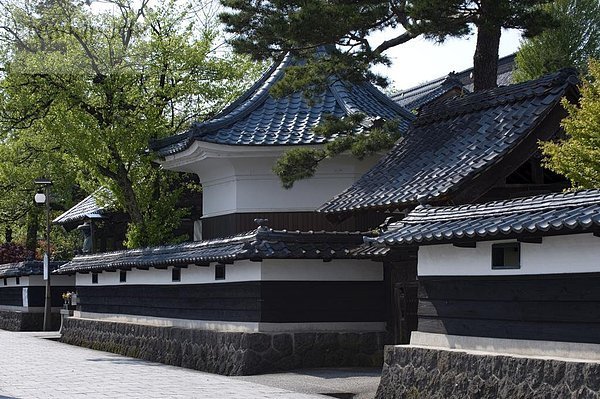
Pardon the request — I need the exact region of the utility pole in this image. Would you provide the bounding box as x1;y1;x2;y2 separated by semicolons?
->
34;178;52;331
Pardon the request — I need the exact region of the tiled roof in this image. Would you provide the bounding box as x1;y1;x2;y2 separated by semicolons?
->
55;227;374;274
151;53;414;157
368;190;600;246
319;69;579;215
0;261;66;278
392;75;466;111
392;53;515;111
53;188;113;225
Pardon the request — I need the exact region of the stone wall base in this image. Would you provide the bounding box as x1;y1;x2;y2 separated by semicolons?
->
0;310;60;331
376;345;600;399
60;317;384;375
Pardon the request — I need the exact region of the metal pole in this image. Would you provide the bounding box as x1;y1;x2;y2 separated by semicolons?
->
43;184;52;331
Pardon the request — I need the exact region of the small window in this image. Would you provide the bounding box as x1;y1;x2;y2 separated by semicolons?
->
15;277;20;285
3;278;6;286
119;270;127;283
215;264;226;280
492;243;521;269
172;268;181;282
92;273;98;284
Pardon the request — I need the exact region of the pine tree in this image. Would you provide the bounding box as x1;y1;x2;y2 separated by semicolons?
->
220;0;556;188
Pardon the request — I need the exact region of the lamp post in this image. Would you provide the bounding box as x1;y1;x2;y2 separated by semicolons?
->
34;177;52;331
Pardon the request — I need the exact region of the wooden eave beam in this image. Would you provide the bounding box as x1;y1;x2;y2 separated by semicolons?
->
518;236;543;244
453;242;477;248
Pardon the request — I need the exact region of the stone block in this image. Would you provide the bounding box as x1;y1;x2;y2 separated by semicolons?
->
60;318;384;376
376;346;600;399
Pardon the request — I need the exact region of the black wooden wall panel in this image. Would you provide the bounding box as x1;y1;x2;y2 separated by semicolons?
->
0;287;23;306
202;212;387;239
260;281;385;322
27;286;75;307
77;281;385;323
418;273;600;344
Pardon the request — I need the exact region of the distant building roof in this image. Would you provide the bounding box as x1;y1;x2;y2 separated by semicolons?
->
392;53;516;111
319;69;579;215
54;227;375;274
53;188;112;226
0;261;66;278
151;53;414;157
366;189;600;246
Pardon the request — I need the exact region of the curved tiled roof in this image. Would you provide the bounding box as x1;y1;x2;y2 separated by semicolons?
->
55;228;373;274
392;53;515;111
369;190;600;246
319;69;579;214
151;53;414;157
392;75;466;111
0;261;66;278
53;188;113;225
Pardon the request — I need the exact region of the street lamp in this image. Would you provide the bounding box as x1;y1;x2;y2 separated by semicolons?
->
34;177;52;331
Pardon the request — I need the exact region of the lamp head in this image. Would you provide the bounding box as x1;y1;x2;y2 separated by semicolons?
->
34;192;46;204
34;177;53;186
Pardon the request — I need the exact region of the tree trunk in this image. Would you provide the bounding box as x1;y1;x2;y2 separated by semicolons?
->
25;206;40;257
473;2;502;92
115;165;147;245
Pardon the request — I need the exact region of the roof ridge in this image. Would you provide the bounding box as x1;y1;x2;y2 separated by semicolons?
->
404;190;600;223
415;68;578;125
150;55;291;151
53;187;112;224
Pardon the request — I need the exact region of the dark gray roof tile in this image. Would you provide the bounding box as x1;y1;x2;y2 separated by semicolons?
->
0;261;66;278
319;69;579;215
54;228;375;274
369;190;600;246
53;188;113;225
151;53;414;156
392;54;516;111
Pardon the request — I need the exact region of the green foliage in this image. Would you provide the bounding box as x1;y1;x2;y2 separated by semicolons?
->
0;0;262;249
273;114;402;188
408;0;552;40
542;59;600;188
221;0;554;88
223;0;556;188
514;0;600;82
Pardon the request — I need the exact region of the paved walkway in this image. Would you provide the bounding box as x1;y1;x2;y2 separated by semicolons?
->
0;331;325;399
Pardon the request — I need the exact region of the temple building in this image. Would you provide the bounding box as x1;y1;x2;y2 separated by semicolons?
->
54;51;414;375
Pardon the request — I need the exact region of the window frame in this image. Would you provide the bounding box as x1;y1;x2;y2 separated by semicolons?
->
215;264;226;280
491;242;521;270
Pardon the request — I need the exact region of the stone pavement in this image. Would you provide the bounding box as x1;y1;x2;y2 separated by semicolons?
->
235;368;380;399
0;330;326;399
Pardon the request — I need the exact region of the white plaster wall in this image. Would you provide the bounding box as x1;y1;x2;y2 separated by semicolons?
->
75;259;383;286
29;275;74;286
0;276;29;287
75;311;386;333
418;233;600;276
176;148;380;218
261;259;383;281
76;260;261;286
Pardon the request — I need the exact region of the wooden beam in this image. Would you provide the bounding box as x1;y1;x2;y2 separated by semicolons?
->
453;242;477;248
194;262;210;267
518;236;543;244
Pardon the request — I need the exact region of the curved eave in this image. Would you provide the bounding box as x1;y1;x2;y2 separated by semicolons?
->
159;140;327;173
